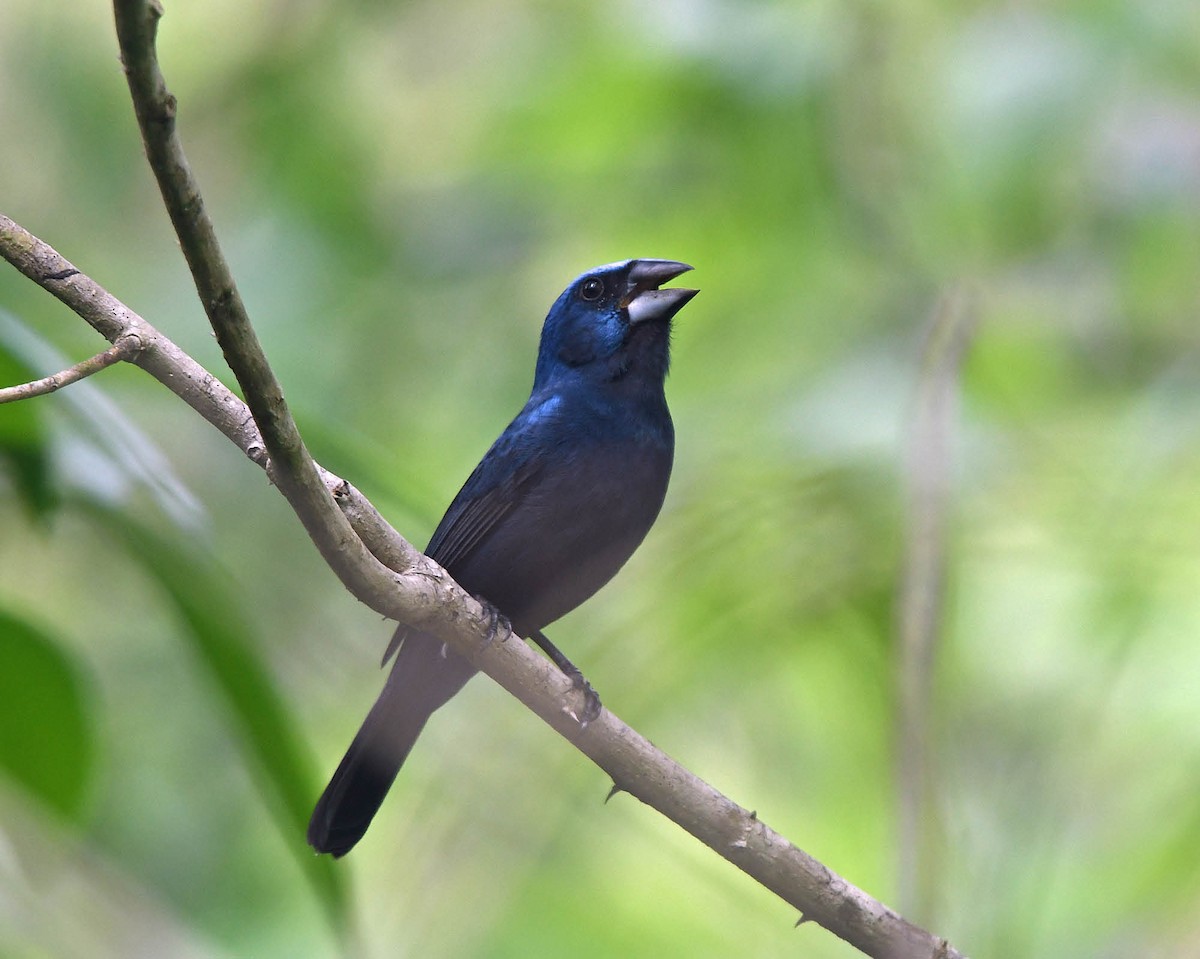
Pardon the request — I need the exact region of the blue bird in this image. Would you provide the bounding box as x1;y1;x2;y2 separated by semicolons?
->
308;259;697;856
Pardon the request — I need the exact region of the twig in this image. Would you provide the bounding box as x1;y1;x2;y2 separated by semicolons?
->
895;287;975;922
0;334;142;403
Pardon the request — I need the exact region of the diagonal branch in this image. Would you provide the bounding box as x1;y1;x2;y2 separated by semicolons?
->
0;333;142;403
0;218;965;959
112;0;401;619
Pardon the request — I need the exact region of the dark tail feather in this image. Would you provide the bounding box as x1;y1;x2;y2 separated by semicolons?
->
307;630;477;857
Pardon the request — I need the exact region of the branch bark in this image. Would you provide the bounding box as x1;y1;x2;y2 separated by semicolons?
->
0;3;970;956
112;0;413;623
0;334;142;403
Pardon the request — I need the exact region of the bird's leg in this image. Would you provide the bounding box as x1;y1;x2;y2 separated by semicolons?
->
529;628;602;725
474;596;512;647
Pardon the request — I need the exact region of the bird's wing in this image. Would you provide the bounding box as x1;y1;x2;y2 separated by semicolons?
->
380;393;560;667
425;445;541;569
425;391;561;571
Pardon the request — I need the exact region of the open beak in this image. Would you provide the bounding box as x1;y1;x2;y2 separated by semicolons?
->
625;259;699;325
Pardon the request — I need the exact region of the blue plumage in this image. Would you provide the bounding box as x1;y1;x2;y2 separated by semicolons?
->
308;259;697;856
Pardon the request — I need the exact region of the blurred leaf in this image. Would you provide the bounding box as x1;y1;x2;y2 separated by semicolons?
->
0;610;93;820
0;309;204;530
1122;798;1200;932
0;338;58;519
90;508;350;938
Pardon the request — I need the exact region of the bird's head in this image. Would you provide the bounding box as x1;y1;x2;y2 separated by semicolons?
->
533;259;698;390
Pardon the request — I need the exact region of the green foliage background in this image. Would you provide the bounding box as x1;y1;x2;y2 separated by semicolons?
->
2;1;1199;956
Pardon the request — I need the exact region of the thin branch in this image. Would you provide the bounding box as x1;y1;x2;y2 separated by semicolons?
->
895;287;975;923
112;0;399;619
0;334;142;403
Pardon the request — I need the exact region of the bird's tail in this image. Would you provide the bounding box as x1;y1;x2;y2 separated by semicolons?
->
307;630;477;857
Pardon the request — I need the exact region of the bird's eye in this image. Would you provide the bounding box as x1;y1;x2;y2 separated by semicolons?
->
580;278;604;301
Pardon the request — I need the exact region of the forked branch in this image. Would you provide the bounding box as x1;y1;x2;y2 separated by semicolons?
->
0;4;968;956
0;333;141;403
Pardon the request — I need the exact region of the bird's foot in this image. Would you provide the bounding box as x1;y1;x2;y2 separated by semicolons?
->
475;596;511;647
528;628;602;727
565;668;603;727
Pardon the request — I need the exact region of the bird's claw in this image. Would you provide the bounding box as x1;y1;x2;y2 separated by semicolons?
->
475;597;511;647
566;671;602;727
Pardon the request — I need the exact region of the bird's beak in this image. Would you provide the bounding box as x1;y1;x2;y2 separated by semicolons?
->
625;259;699;325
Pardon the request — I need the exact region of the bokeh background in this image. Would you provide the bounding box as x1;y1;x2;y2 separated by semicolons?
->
3;1;1200;956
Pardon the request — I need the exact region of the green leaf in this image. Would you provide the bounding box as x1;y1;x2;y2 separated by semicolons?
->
0;610;94;820
92;510;350;937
